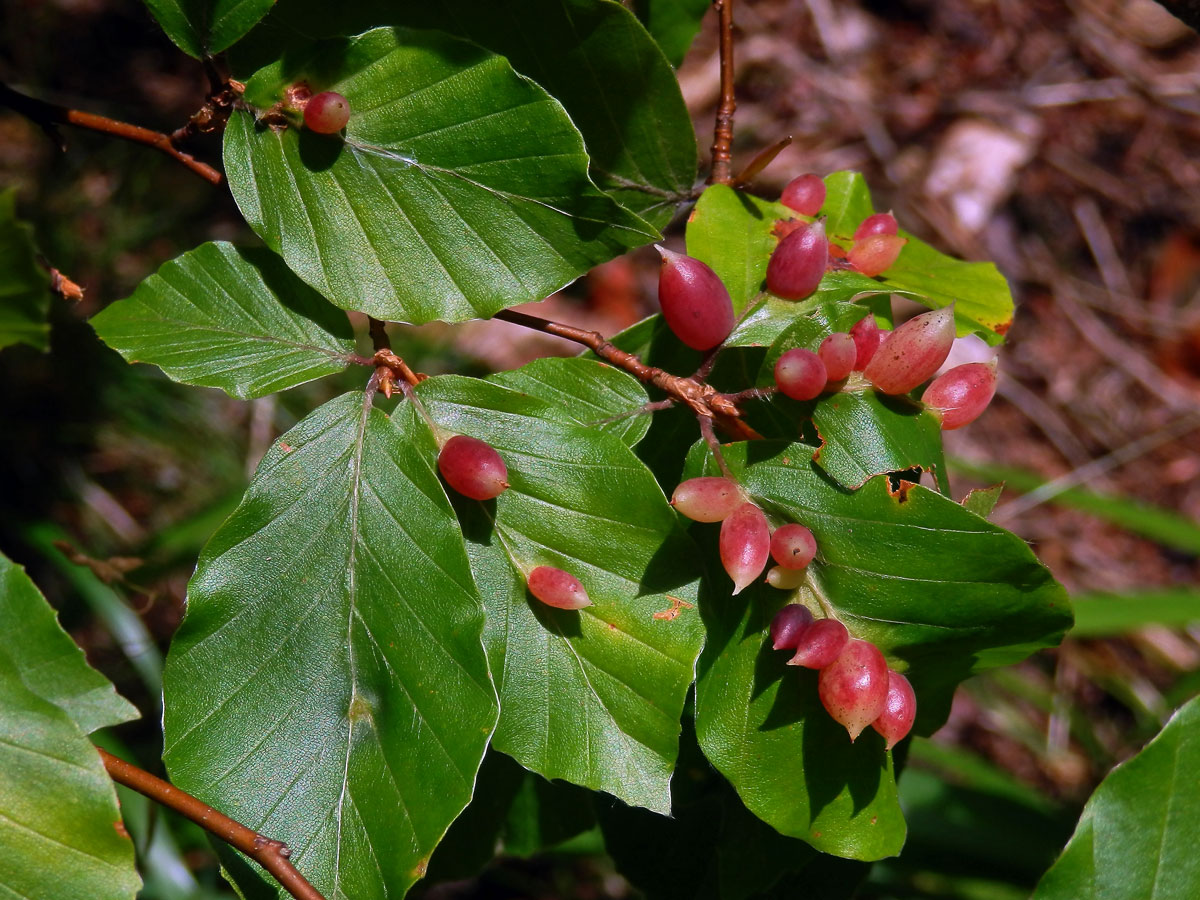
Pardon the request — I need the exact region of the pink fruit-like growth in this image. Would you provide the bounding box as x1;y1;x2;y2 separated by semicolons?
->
818;639;889;741
766;566;806;590
719;502;771;595
671;476;743;522
921;361;998;430
780;174;826;216
818;333;856;383
848;234;907;277
871;670;917;750
438;435;509;501
849;315;884;371
863;305;956;395
853;212;899;240
655;246;736;351
774;348;827;401
770;604;814;650
304;91;351;133
766;220;828;300
770;523;817;570
787;618;849;669
527;566;592;609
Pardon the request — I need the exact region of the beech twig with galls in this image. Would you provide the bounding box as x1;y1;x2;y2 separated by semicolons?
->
98;749;328;900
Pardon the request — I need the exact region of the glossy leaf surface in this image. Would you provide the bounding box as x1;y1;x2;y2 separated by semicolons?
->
163;392;498;900
142;0;276;57
229;1;695;228
1033;695;1200;900
0;188;51;351
91;243;355;399
489;356;651;448
227;27;655;324
0;652;141;900
0;552;138;734
409;375;705;813
689;441;1070;857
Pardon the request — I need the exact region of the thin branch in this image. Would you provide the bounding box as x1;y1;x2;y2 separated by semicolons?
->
363;317;421;397
0;82;222;185
709;0;737;184
698;415;733;478
98;749;327;900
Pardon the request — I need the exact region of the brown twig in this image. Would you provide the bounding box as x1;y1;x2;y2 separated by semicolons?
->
98;748;327;900
493;309;762;440
170;78;243;145
0;82;222;185
362;317;422;397
709;0;737;185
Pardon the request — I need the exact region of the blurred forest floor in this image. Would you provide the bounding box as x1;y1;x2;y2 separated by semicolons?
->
2;0;1200;896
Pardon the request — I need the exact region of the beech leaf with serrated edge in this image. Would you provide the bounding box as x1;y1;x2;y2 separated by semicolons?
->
91;242;355;400
162;392;498;900
405;374;705;813
226;27;657;325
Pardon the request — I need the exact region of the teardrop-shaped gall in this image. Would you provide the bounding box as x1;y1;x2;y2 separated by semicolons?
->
850;315;883;371
766;566;806;590
774;348;826;401
863;305;956;395
871;670;917;750
671;476;743;522
655;246;736;351
770;604;814;650
527;566;592;609
818;333;856;383
818;639;889;741
719;502;770;595
766;220;828;301
787;618;849;669
780;174;826;216
770;523;817;570
853;212;898;240
848;234;906;277
922;361;998;430
438;435;509;500
304;91;351;134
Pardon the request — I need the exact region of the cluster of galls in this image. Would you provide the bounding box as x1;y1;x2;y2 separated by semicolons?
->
770;605;916;748
436;435;591;611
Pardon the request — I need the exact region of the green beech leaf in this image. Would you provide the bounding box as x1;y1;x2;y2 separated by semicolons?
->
91;242;355;399
0;552;138;733
226;27;656;324
728;272;890;347
162;392;498;900
489;356;652;447
229;0;698;228
0;188;51;352
689;442;1069;857
407;375;705;813
142;0;276;57
1033;695;1200;900
0;652;141;900
961;483;1004;518
632;0;711;67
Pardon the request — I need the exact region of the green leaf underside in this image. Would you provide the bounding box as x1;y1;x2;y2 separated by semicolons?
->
633;0;711;67
0;552;139;734
229;0;697;229
0;188;51;352
142;0;276;57
488;356;652;447
408;375;705;813
688;179;1014;346
687;441;1069;856
91;242;354;400
1033;695;1200;900
162;393;498;900
0;652;141;900
227;27;656;325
